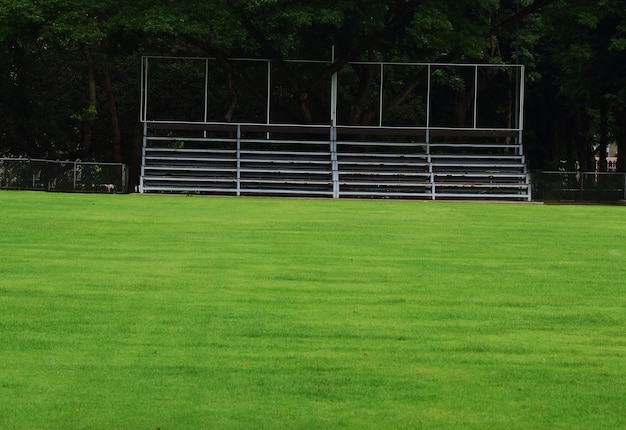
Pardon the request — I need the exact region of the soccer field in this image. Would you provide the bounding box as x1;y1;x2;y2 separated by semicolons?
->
1;191;625;429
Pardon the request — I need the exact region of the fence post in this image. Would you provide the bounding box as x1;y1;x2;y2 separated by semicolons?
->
121;164;128;193
580;173;584;202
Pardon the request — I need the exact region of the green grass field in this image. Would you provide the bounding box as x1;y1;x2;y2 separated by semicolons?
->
1;191;625;429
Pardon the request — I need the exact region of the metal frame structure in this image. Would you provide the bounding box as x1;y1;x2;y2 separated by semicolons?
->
140;56;530;200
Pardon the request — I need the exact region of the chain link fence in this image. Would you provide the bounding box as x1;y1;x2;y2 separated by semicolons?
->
0;158;128;193
3;160;624;202
531;171;626;203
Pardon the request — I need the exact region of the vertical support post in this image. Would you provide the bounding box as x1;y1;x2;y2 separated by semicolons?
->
379;63;384;127
330;46;337;128
266;60;271;124
122;164;128;194
266;60;271;139
514;66;520;131
331;127;339;198
139;122;147;193
204;58;209;138
140;57;148;123
426;64;435;200
73;161;77;191
518;65;531;201
427;130;435;200
473;64;478;129
140;57;144;122
330;46;339;199
516;64;525;146
513;65;521;160
236;124;241;196
426;64;432;129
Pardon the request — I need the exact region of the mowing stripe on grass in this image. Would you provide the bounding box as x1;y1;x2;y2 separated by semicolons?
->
1;191;625;429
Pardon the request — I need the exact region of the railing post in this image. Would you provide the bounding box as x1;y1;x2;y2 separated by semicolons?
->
427;130;435;200
139;122;147;193
331;126;339;198
236;124;241;196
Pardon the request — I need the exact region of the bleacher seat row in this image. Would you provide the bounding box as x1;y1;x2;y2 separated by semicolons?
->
140;123;530;201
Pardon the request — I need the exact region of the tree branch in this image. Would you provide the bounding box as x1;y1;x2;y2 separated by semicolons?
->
489;0;559;36
239;14;300;93
312;0;425;90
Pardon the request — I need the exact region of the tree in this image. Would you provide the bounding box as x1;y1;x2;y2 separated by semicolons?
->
1;0;622;181
522;0;626;171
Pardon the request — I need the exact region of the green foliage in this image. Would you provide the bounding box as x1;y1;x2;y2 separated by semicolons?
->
519;0;626;170
70;105;98;122
1;0;625;170
610;18;626;50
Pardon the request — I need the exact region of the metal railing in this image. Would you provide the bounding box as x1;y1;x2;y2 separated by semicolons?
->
140;122;531;200
0;158;128;193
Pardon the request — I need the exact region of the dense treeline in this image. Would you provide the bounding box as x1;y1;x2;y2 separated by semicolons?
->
1;0;625;187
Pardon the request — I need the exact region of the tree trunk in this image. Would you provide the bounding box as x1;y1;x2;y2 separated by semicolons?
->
575;133;593;172
454;91;473;127
349;64;376;125
129;122;144;192
299;91;313;123
561;109;578;171
223;70;238;122
82;44;97;160
598;98;608;172
616;106;626;172
102;66;123;163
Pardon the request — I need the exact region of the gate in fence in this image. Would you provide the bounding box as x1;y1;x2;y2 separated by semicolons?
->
0;158;128;193
140;56;530;201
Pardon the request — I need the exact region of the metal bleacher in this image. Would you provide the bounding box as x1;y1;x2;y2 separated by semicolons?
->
140;58;530;201
141;123;530;200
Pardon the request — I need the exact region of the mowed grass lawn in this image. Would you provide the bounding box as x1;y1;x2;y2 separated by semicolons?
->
0;191;625;429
